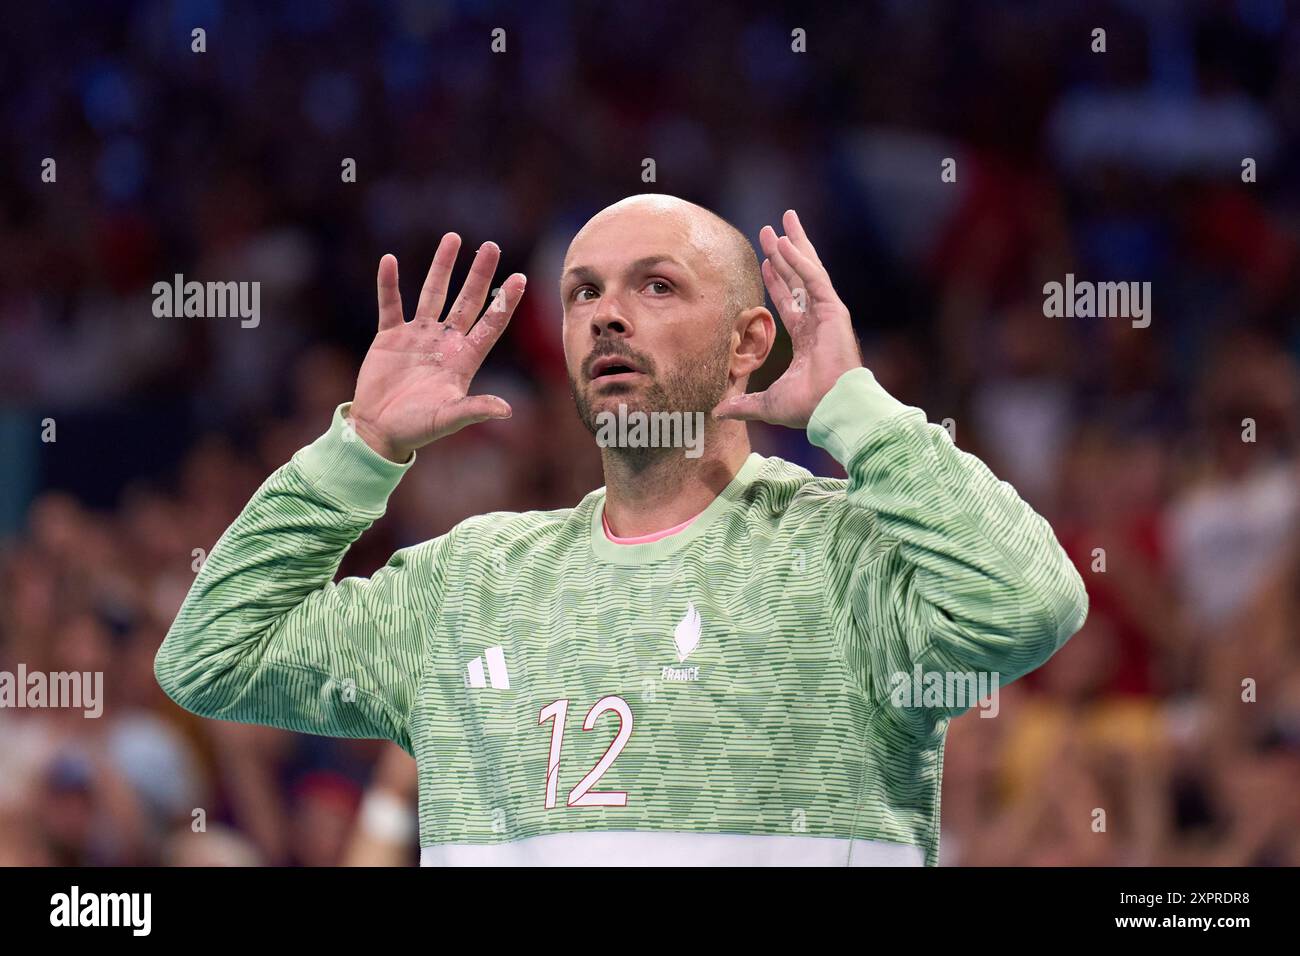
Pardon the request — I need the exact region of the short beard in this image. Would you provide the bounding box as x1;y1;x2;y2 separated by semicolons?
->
569;334;732;468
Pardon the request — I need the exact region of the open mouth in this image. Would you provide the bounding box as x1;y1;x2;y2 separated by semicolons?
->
589;355;645;382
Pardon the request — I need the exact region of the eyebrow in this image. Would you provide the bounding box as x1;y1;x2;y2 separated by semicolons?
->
561;254;690;288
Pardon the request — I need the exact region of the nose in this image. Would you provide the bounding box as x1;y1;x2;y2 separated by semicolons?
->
591;296;631;339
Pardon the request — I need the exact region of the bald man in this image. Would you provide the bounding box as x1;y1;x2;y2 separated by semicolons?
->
156;195;1088;866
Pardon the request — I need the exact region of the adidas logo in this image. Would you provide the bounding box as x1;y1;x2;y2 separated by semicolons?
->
465;645;511;689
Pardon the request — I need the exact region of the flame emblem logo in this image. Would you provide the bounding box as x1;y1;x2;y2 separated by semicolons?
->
673;603;701;662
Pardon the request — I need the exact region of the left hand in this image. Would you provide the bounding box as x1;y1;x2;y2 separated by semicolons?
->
712;209;862;428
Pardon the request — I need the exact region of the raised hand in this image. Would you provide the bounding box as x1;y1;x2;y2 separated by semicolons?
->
712;210;862;428
348;234;526;462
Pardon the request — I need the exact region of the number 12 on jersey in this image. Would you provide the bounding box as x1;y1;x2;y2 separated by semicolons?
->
538;696;633;809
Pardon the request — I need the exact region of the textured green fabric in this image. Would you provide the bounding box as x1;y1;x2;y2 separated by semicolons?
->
156;367;1087;864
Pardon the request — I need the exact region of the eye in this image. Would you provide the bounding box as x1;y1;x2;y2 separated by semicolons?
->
572;285;598;303
644;279;672;295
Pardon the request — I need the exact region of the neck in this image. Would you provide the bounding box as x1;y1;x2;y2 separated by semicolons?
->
600;420;751;538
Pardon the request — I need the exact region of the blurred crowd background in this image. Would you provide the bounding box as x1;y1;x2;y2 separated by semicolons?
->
1;0;1299;866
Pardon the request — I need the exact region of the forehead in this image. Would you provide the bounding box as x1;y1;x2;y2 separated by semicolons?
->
563;205;725;285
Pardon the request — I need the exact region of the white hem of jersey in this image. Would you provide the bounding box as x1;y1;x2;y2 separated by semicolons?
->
419;831;924;866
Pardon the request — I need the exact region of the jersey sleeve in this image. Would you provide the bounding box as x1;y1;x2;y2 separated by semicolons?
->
154;403;446;754
808;368;1088;719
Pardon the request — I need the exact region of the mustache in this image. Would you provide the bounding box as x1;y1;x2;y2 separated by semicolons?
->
582;342;654;380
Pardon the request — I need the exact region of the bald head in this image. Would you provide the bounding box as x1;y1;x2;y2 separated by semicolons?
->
569;194;765;323
560;193;777;443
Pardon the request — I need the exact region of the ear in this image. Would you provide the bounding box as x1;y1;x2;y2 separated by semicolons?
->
729;306;775;381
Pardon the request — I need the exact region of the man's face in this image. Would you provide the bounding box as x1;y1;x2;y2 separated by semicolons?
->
561;205;734;435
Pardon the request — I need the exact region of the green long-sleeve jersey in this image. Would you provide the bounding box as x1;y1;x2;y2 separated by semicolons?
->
155;367;1087;866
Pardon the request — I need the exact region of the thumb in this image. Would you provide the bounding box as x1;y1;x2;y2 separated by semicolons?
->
445;394;513;427
712;392;768;422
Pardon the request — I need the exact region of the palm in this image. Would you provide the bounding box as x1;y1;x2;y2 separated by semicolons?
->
713;210;861;428
349;235;526;460
354;327;476;442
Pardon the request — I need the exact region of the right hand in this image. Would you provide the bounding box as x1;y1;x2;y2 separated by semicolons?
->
348;234;526;462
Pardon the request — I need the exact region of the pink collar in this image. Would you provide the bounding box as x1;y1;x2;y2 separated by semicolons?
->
601;508;702;544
